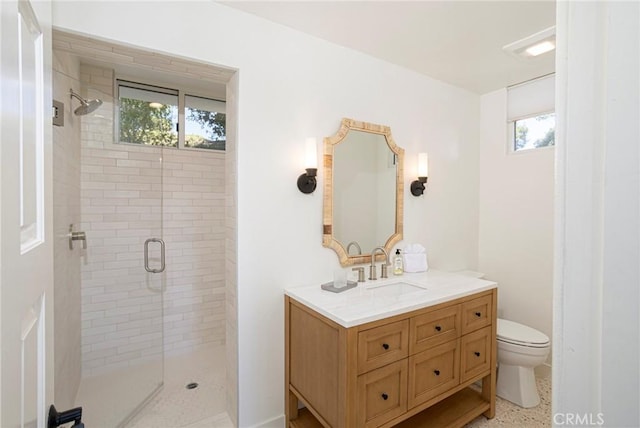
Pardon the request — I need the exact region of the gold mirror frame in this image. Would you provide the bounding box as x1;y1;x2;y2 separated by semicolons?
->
322;118;404;266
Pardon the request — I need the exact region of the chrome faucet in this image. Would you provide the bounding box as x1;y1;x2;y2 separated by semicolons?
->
369;247;390;280
346;241;362;255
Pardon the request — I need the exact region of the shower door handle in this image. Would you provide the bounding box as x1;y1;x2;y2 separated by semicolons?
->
144;238;166;273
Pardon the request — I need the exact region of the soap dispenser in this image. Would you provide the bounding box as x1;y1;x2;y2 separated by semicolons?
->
393;249;404;275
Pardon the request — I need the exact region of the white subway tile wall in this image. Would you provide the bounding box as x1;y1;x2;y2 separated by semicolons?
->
79;64;226;376
53;50;83;409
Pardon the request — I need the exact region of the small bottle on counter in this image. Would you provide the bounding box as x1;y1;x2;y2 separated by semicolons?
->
393;249;404;275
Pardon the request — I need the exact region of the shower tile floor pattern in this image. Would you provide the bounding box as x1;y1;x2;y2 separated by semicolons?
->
128;344;231;428
76;344;231;428
77;344;549;428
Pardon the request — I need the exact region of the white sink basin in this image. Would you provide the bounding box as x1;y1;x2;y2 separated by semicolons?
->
365;281;426;297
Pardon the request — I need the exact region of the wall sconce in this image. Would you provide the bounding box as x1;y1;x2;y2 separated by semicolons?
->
410;153;429;196
297;138;318;194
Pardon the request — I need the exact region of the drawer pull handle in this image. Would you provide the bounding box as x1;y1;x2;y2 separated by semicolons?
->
474;351;481;357
433;369;440;376
475;311;482;317
435;325;442;332
382;343;389;350
381;393;389;401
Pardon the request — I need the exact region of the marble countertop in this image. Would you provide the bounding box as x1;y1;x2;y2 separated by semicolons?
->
285;270;497;328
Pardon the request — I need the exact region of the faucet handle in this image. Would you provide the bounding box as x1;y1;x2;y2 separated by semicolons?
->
352;267;365;282
381;263;388;279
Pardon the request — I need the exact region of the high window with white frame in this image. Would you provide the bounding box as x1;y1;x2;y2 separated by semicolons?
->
507;74;555;152
116;80;226;151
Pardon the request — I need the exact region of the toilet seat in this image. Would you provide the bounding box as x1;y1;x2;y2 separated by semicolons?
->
497;318;550;348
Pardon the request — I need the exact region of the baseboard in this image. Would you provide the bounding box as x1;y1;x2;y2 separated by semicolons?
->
249;414;285;428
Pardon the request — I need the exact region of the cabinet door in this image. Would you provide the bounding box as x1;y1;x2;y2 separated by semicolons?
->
461;294;492;335
460;326;492;382
410;305;460;354
408;339;460;408
357;359;408;428
358;320;409;374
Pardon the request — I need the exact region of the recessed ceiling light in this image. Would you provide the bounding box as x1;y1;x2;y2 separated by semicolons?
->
149;102;163;108
503;26;556;59
525;41;556;57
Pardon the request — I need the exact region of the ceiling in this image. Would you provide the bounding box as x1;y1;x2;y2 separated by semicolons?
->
222;1;556;94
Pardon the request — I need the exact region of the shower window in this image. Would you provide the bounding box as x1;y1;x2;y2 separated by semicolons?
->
117;80;226;151
118;81;179;147
185;95;226;150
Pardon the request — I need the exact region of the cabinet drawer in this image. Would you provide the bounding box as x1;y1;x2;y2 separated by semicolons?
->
408;339;460;408
357;359;408;428
358;320;409;374
410;305;460;354
461;294;492;335
460;326;492;382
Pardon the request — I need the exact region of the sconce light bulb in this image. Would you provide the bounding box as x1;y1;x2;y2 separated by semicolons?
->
418;153;429;178
305;137;318;169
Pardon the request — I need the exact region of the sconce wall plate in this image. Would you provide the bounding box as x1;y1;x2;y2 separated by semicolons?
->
411;177;427;196
297;168;317;194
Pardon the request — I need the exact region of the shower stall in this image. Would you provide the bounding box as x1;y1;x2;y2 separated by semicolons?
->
52;31;236;427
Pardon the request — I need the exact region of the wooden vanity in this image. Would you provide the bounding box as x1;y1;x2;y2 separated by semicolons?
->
284;274;497;428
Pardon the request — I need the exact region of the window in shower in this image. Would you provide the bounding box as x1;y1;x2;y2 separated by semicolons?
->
118;81;179;147
185;95;226;150
117;80;226;151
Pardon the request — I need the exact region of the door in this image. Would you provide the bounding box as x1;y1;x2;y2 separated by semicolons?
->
71;78;168;427
1;0;54;427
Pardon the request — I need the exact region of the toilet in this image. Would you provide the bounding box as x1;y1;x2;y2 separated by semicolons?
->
496;318;550;408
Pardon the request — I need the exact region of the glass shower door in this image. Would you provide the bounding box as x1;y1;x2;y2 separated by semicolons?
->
77;86;168;427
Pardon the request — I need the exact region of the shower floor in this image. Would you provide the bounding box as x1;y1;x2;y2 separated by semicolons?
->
75;344;231;428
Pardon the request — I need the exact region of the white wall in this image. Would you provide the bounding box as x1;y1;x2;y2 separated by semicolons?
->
478;89;554;365
52;2;481;425
554;2;639;427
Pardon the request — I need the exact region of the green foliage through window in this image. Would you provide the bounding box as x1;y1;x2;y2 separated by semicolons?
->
117;81;225;151
513;113;555;151
185;95;226;150
119;98;178;147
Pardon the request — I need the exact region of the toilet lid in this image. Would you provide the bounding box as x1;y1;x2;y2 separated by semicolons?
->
497;319;550;347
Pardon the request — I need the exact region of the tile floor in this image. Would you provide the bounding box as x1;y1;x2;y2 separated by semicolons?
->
78;344;549;428
128;345;230;428
466;376;552;428
130;373;550;428
75;360;164;427
75;344;230;428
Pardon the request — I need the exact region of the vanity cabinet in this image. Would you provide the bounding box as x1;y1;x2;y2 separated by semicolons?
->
285;289;497;428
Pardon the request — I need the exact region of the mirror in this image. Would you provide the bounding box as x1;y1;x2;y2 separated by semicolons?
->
323;118;404;266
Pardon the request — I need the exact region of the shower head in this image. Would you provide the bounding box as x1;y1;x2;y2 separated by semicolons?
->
70;89;103;116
